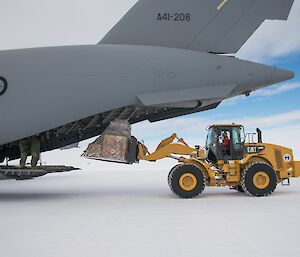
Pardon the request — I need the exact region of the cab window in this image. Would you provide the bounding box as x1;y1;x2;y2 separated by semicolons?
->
232;126;245;151
206;129;213;148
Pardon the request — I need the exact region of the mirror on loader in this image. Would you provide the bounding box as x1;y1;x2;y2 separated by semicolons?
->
205;124;246;163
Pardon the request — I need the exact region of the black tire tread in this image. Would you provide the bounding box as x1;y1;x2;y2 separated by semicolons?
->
241;162;277;197
168;164;206;199
234;185;245;193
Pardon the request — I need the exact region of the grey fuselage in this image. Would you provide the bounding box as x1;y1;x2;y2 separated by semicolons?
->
0;44;294;161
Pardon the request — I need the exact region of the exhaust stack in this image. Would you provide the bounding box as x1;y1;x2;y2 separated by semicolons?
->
257;128;263;143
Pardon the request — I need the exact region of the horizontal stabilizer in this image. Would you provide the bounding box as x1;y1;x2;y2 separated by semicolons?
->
100;0;294;54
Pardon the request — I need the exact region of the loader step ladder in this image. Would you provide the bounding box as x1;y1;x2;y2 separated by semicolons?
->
281;178;290;186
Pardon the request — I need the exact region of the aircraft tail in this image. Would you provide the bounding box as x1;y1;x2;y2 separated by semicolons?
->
100;0;294;54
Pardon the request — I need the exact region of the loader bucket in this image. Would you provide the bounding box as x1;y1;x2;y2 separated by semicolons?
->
83;119;138;164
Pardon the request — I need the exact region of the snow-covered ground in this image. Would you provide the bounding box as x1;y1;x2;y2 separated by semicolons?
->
0;146;300;257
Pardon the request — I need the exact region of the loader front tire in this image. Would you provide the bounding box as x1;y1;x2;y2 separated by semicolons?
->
233;185;244;193
168;164;205;199
241;162;277;197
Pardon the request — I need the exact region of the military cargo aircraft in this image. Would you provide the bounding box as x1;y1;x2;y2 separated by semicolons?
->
0;0;295;167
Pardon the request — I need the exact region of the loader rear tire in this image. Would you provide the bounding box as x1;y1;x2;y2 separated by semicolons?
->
168;164;205;199
241;162;277;197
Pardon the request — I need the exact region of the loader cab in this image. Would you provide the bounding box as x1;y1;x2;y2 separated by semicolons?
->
205;124;246;163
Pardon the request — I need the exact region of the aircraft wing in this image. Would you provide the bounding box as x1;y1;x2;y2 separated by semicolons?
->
100;0;294;54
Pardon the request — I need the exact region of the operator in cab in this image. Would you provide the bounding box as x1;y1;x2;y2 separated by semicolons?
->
222;131;230;155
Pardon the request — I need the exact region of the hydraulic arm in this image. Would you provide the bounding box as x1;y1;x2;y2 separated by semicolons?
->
137;134;197;162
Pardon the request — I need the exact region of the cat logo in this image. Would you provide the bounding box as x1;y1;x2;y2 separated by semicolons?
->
247;146;265;154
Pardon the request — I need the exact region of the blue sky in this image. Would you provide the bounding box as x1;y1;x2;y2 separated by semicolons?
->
133;51;300;156
133;52;300;157
201;54;300;119
132;0;300;156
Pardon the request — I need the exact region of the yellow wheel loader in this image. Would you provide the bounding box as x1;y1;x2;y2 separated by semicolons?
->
137;124;300;198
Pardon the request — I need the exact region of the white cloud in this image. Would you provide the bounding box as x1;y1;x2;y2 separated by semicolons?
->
132;109;300;159
0;0;137;50
262;124;300;159
253;82;300;97
133;110;300;138
0;0;299;63
237;110;300;129
237;0;300;61
223;82;300;106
